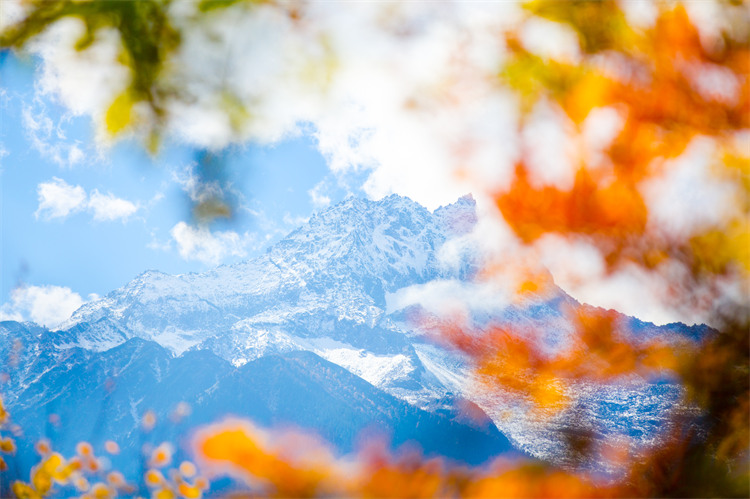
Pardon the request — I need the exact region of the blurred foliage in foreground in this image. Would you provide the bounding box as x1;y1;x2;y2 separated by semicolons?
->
0;0;180;148
1;0;748;497
486;0;749;496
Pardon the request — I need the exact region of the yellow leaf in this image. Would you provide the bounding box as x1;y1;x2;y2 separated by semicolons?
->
220;91;250;135
11;482;42;499
30;452;70;495
145;469;164;487
178;482;202;499
0;436;16;453
0;395;8;424
563;73;612;123
155;487;176;499
90;483;113;499
31;468;52;496
691;221;750;276
105;91;134;136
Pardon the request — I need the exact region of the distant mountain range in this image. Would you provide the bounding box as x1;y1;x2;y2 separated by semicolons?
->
0;194;707;493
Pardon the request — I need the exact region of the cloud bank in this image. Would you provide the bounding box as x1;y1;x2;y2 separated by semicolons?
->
35;177;138;222
34;176;87;220
0;284;85;329
170;222;249;266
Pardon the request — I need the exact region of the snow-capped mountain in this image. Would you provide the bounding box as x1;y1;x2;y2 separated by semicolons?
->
0;194;706;489
62;195;469;349
59;195;482;407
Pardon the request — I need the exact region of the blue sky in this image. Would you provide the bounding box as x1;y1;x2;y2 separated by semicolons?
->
0;1;723;329
1;52;365;324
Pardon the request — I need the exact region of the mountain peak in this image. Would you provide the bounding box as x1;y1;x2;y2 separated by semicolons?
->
267;194;452;294
314;194;426;218
434;194;478;237
454;193;476;206
63;194;476;352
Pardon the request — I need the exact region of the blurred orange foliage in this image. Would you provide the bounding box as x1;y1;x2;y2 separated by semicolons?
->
487;0;749;495
197;421;338;497
499;2;749;281
192;419;621;498
497;165;648;244
425;305;687;412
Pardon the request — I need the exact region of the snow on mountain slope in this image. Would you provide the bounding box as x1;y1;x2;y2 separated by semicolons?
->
61;195;459;352
58;195;476;407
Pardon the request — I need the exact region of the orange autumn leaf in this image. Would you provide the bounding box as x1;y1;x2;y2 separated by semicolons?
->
562;72;615;124
496;165;647;244
145;469;165;488
192;418;628;498
355;458;447;498
196;422;337;497
427;305;685;414
464;464;607;498
149;442;174;468
0;395;8;425
0;436;16;453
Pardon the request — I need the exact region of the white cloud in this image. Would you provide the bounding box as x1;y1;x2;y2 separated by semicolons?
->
172;164;224;204
35;178;139;222
308;181;331;209
88;189;139;221
535;234;713;326
238;203;292;248
68;2;515;210
386;279;512;318
147;228;173;252
282;212;308;227
0;284;85;329
22;100;85;168
68;144;84;164
0;142;9;172
170;222;249;266
35;177;87;220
